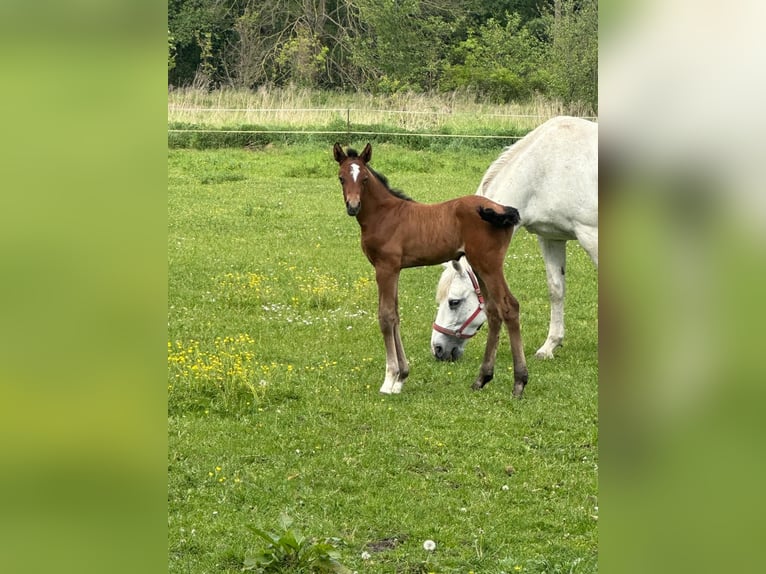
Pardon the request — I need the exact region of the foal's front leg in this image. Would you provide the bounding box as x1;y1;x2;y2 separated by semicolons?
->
375;266;409;394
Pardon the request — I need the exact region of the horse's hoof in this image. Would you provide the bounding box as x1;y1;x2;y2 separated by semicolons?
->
472;372;492;390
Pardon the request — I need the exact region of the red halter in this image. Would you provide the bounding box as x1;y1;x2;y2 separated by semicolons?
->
432;268;485;340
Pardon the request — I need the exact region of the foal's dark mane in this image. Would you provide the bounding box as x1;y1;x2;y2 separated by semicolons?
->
346;147;414;202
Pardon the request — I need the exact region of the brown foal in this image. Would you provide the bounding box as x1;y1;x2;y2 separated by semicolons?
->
333;143;528;397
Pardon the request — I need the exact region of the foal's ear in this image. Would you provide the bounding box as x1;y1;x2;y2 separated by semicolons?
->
333;143;346;164
360;143;372;163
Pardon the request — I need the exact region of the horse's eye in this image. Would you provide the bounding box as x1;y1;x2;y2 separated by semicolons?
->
448;298;462;309
339;177;344;184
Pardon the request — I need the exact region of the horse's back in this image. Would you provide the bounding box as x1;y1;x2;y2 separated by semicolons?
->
478;116;598;238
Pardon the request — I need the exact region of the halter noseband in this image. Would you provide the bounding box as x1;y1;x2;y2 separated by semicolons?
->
432;268;485;340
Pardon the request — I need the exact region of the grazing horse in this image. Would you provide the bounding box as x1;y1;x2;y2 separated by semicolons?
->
431;116;598;361
333;143;529;397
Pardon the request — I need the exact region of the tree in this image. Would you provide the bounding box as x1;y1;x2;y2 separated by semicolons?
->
442;13;550;102
544;0;598;110
345;0;464;93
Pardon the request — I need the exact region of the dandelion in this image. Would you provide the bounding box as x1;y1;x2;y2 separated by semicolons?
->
423;540;436;551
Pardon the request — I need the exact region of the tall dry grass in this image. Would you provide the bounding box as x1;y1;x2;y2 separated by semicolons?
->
168;86;594;134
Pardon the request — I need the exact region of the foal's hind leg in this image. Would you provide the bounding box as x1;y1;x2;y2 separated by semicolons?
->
472;269;528;397
471;296;502;390
375;266;409;394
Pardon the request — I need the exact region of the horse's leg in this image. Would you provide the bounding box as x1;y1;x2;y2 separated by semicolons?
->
471;290;502;390
375;266;407;394
536;237;567;359
471;265;528;397
390;288;410;393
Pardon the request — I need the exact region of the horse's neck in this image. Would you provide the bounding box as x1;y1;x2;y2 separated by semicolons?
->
357;178;405;223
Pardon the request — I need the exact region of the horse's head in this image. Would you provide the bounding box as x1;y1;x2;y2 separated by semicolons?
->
333;142;372;216
431;257;487;361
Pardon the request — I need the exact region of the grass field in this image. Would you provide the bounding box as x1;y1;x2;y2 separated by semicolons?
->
168;143;598;573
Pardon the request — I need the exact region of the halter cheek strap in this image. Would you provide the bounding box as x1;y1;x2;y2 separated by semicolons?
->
432;269;485;340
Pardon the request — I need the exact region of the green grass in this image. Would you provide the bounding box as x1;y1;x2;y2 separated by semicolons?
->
168;143;598;573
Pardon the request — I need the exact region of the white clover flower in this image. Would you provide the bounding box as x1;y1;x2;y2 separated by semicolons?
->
360;551;371;560
423;539;436;551
501;484;510;491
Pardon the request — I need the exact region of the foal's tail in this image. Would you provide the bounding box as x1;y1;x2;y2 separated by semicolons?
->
477;205;520;228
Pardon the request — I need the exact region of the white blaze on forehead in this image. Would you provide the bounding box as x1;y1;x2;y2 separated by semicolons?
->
350;163;361;182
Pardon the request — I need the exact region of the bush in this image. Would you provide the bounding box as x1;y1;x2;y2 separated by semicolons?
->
442;14;547;103
243;514;350;573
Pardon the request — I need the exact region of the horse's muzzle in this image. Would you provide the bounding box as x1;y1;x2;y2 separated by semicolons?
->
432;343;463;362
346;202;360;216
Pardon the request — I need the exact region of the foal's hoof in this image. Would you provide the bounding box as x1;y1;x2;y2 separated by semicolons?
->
471;373;493;390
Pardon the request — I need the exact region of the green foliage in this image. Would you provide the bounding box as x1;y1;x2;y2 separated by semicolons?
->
545;0;598;110
167;1;597;109
194;30;216;87
444;14;550;103
276;25;329;88
243;514;350;573
349;0;456;92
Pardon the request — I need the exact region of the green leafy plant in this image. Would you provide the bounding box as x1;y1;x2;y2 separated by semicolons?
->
243;513;350;573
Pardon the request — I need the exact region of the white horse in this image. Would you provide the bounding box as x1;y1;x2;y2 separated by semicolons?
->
431;116;598;361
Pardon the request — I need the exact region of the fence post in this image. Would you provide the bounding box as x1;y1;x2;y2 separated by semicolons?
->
346;108;350;142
